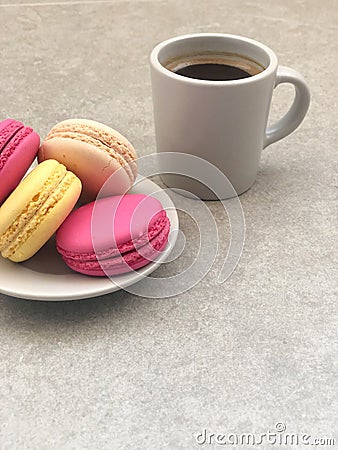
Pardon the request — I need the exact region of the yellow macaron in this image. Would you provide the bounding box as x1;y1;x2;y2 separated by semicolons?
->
0;159;81;262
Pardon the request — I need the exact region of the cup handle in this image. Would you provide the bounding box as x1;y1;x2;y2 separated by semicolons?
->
264;66;310;148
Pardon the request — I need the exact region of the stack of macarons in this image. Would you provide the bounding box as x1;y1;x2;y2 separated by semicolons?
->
0;118;170;276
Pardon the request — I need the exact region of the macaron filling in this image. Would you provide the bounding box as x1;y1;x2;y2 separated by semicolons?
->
47;122;137;169
55;194;171;276
0;161;80;260
46;122;137;182
57;210;169;262
46;131;135;183
2;172;79;260
98;218;170;270
0;164;67;250
59;216;170;275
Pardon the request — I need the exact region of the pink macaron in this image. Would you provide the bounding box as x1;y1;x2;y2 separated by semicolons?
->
56;194;171;276
0;119;40;204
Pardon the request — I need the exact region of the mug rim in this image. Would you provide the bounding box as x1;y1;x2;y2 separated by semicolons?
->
150;33;278;85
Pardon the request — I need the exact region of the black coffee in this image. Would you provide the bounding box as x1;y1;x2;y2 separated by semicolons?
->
165;52;264;82
174;63;252;81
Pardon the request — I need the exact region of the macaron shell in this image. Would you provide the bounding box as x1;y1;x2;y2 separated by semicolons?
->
39;137;132;201
0;119;16;135
46;118;137;172
63;219;170;276
56;194;165;254
0;159;81;262
0;119;24;151
8;173;82;262
56;194;171;276
39;118;138;201
0;128;40;204
99;218;170;275
0;160;67;247
58;209;168;262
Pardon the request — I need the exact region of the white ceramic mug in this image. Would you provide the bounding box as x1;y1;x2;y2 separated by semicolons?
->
150;33;310;200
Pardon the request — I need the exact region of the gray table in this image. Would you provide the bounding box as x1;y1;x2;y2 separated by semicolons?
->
0;1;337;449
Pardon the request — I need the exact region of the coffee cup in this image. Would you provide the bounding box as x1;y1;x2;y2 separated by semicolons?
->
150;33;310;200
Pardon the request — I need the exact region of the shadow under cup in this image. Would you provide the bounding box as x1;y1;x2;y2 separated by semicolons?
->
150;34;276;200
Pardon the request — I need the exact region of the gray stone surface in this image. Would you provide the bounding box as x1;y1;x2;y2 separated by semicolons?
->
0;0;337;449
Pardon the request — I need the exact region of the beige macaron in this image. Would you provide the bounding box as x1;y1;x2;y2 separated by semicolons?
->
38;119;138;202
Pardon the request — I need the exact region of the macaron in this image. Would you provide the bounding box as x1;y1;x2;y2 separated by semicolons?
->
38;119;138;202
0;119;40;204
0;159;81;262
56;194;171;276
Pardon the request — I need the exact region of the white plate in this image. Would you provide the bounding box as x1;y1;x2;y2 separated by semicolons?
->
0;176;178;301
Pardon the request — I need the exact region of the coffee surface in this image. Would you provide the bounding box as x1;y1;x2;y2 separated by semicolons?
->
164;52;264;81
174;63;252;81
